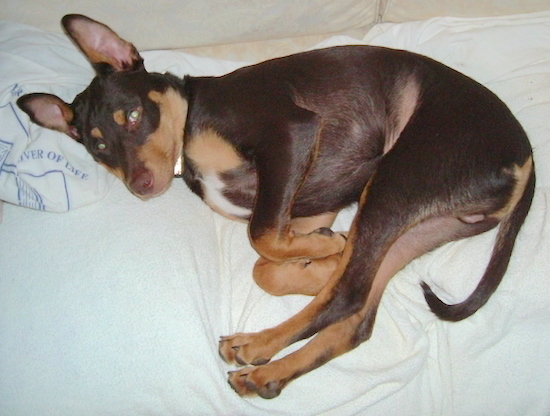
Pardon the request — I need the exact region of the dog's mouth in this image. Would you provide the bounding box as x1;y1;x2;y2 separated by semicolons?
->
126;163;176;200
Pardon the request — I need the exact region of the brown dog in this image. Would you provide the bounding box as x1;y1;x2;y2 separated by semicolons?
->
18;15;535;399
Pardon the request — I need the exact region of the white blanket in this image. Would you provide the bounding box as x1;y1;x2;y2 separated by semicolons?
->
1;12;550;416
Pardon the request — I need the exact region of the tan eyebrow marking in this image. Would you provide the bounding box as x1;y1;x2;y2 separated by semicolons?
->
113;109;126;126
91;127;103;138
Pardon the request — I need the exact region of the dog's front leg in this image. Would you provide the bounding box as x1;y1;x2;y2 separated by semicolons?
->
253;213;346;296
253;253;341;296
248;114;346;263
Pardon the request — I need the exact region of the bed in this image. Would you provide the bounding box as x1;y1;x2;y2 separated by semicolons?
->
1;1;550;415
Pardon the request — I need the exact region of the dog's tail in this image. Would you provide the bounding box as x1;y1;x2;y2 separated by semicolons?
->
421;163;535;322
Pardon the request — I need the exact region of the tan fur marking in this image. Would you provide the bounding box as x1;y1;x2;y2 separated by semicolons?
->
243;191;367;350
493;156;533;219
133;87;187;198
221;177;447;368
253;253;341;296
113;109;126;126
252;212;342;295
186;129;243;173
148;90;162;102
91;127;103;138
253;229;346;262
185;133;249;220
185;130;250;218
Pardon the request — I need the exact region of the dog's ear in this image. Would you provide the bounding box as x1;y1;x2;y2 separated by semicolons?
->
61;14;144;75
17;93;80;140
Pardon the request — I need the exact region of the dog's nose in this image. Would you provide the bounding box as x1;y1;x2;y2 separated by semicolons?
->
131;169;154;195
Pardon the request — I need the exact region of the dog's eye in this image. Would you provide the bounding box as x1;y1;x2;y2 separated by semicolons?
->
97;142;107;151
128;109;141;124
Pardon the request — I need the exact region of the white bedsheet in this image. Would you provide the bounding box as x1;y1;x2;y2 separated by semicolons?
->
1;11;550;416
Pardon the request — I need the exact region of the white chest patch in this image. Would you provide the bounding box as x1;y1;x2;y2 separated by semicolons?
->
201;171;252;219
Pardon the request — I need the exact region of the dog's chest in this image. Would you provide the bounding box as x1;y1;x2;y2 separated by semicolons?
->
184;129;256;221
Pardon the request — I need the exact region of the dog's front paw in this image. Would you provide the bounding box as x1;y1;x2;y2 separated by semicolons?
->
219;332;279;367
227;366;286;399
310;228;347;255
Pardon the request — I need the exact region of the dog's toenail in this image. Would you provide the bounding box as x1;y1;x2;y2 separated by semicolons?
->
235;355;247;366
316;227;334;236
259;382;282;399
244;379;259;392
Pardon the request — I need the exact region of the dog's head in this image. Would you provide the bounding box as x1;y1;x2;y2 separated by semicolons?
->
18;15;187;199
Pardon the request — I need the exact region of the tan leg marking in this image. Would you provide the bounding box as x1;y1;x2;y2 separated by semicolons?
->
253;253;341;296
224;213;477;397
226;254;389;398
253;211;343;296
252;227;346;263
227;312;363;398
221;187;371;366
220;231;358;367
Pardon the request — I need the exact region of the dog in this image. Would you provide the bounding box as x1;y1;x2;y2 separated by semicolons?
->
18;15;535;399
